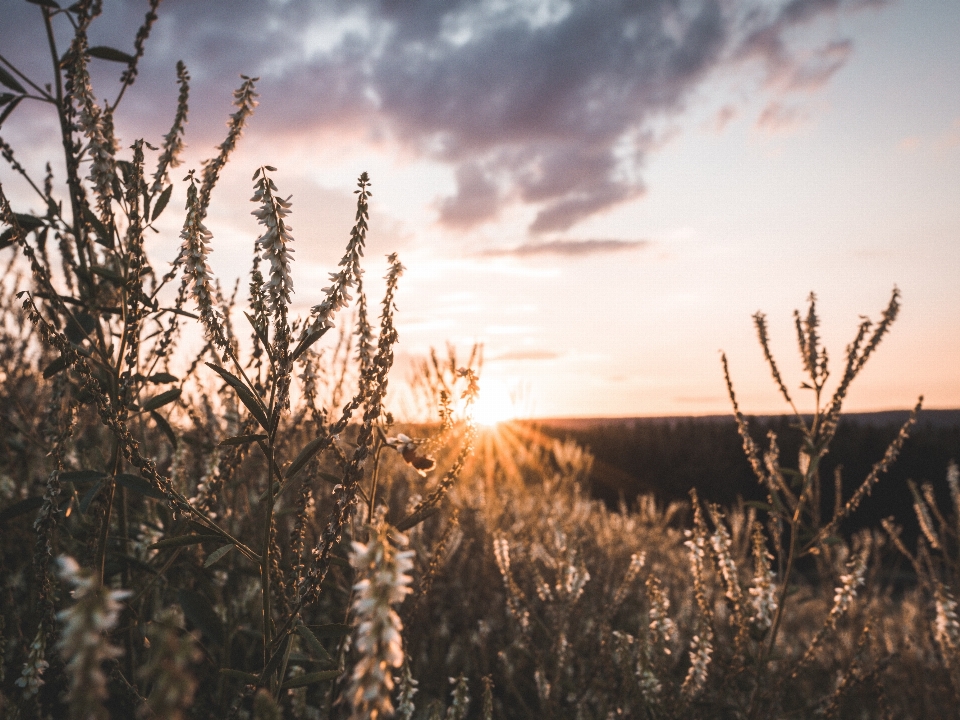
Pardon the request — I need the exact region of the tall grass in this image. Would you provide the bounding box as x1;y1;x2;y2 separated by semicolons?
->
0;3;956;718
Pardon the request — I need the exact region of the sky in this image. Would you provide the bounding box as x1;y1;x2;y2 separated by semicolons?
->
2;0;958;419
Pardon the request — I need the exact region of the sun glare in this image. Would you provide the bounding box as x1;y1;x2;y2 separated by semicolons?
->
471;383;517;427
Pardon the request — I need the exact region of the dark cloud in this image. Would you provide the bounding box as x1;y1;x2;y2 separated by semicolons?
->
438;163;500;228
735;0;878;92
0;0;887;232
481;239;650;257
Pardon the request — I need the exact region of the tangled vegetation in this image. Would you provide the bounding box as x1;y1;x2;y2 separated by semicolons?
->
0;3;957;718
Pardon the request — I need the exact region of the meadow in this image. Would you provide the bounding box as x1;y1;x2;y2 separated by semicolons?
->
1;3;959;718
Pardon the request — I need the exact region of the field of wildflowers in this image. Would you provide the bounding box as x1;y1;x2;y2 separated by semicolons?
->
1;3;958;718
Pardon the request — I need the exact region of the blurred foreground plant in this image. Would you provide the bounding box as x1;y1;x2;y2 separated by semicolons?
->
0;2;475;716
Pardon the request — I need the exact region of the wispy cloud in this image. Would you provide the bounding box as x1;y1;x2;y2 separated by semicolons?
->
481;239;651;258
756;101;807;134
489;350;559;362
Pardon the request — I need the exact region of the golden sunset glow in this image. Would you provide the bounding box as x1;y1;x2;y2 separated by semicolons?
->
470;381;519;427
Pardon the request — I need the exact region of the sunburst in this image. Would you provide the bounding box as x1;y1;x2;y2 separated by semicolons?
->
470;382;518;427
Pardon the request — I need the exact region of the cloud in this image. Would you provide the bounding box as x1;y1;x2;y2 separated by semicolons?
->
438;162;500;228
481;238;651;258
756;101;807;134
489;350;559;362
1;0;886;231
735;1;874;92
940;118;960;149
709;104;738;133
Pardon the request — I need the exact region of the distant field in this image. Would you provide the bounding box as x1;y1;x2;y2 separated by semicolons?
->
530;410;960;538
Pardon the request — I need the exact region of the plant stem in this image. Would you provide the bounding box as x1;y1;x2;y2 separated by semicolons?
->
368;442;384;522
261;440;275;688
96;443;122;587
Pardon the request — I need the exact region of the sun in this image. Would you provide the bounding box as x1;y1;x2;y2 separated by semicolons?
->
471;383;517;427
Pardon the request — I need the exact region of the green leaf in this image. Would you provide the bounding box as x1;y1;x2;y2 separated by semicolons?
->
42;354;70;378
88;46;135;64
256;481;281;505
89;265;122;283
79;480;104;513
0;496;44;524
114;473;165;501
150;410;178;448
59;469;108;484
204;543;234;568
219;433;267;447
148;534;223;550
287;652;324;665
395;504;440;532
178;589;225;645
307;623;353;640
291;327;330;361
64;312;97;344
281;670;340;689
770;492;787;515
139;388;181;412
147;372;178;384
296;624;334;662
116;160;135;186
285;436;331;480
162;307;199;319
152;184;172;221
0;66;26;94
261;635;289;682
0;95;23;127
83;206;113;248
205;363;270;430
13;213;44;231
219;668;259;684
243;312;273;362
110;553;158;575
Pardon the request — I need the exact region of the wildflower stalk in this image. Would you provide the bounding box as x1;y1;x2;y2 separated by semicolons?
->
56;557;129;720
730;290;913;719
347;518;415;720
682;494;714;700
